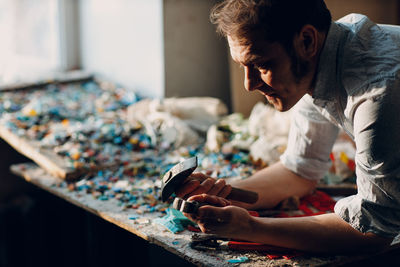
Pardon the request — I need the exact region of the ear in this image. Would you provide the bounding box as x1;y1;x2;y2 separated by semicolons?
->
294;25;320;59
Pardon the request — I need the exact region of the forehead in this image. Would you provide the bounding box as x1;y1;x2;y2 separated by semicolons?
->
228;36;250;63
228;35;281;65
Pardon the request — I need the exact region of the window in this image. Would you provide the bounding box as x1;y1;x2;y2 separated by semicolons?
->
0;0;78;85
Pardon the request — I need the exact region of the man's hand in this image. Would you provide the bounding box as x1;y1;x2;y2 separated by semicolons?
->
175;172;232;199
183;194;253;239
175;162;317;210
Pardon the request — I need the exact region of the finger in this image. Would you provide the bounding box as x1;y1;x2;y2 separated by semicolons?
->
207;179;226;196
182;197;227;224
188;194;230;207
188;172;209;182
187;178;216;197
175;179;200;198
179;172;209;189
217;184;232;198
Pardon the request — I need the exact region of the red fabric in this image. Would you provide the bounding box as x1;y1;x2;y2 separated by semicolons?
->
187;225;201;232
348;159;356;171
248;190;336;259
247;210;260;217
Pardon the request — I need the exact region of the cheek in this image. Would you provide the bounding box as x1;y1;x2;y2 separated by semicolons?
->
261;69;288;89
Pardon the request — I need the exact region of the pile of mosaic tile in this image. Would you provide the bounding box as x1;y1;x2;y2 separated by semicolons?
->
0;81;151;170
0;80;261;212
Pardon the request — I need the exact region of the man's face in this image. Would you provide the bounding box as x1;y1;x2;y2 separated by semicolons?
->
228;35;312;112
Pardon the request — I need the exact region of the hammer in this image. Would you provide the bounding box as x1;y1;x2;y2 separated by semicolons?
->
161;156;258;204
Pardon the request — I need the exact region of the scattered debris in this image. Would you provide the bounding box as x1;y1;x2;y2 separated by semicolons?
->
227;256;249;263
154;208;195;233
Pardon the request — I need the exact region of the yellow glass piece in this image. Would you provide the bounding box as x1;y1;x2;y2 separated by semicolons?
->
71;153;81;160
26;109;37;116
339;152;349;164
129;137;139;144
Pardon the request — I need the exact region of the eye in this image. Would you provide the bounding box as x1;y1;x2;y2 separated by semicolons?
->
255;66;268;75
255;62;270;71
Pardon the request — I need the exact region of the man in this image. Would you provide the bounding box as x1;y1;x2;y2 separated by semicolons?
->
176;0;400;252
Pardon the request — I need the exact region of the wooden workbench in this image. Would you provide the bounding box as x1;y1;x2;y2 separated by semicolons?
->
10;162;400;267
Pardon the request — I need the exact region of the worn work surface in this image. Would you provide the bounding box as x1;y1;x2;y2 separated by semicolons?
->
10;162;400;267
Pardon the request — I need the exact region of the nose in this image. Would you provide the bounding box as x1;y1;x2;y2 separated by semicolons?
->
244;66;263;92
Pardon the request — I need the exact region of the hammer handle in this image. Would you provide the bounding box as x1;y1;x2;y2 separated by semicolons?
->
227;187;258;204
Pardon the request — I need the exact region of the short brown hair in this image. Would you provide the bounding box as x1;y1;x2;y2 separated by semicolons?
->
210;0;331;48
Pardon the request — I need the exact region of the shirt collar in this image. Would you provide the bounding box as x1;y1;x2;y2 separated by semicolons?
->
312;22;346;105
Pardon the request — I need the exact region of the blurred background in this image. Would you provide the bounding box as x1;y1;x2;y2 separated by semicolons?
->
1;0;399;117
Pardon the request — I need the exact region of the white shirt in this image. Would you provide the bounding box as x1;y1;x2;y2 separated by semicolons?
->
280;14;400;238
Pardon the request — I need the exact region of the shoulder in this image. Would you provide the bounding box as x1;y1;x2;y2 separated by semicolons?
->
336;13;373;30
292;95;336;124
337;14;400;96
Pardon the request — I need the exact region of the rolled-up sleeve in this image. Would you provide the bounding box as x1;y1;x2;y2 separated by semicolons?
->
335;80;400;238
280;96;339;181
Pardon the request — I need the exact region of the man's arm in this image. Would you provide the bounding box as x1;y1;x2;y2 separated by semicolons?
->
187;195;392;253
230;162;317;210
249;213;391;252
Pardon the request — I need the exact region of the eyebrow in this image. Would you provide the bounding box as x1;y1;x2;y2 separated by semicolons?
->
242;54;266;66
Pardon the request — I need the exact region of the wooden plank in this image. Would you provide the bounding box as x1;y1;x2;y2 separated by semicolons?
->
10;162;399;267
0;125;71;179
0;125;120;180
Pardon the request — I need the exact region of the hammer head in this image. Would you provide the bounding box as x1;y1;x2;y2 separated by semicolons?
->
161;156;198;202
